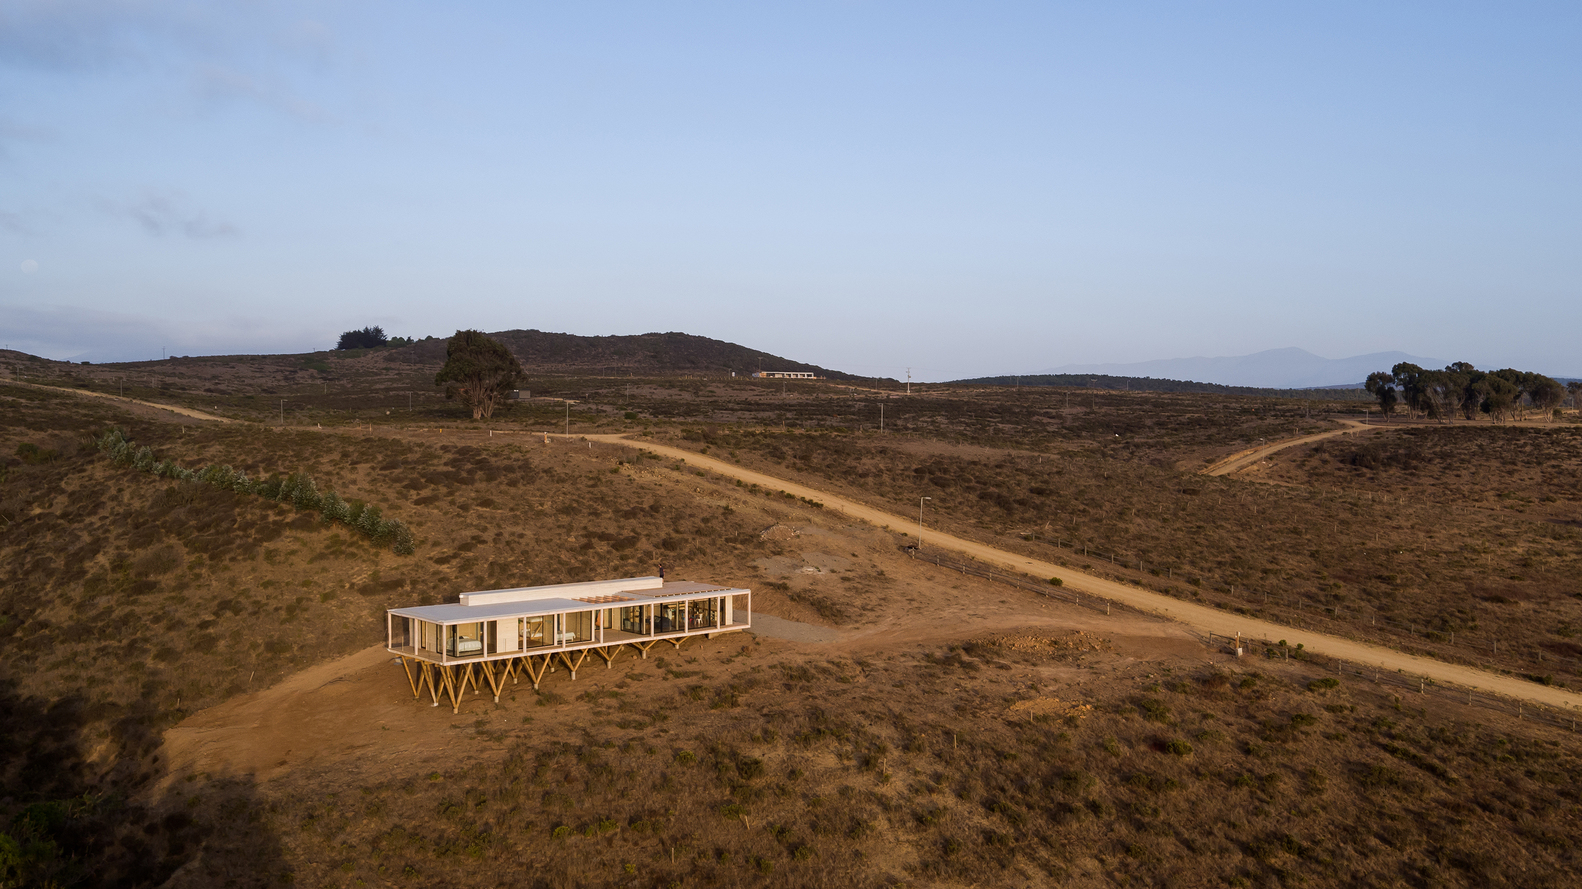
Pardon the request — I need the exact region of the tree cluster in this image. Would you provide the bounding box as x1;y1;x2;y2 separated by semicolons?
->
1366;362;1569;423
336;326;388;350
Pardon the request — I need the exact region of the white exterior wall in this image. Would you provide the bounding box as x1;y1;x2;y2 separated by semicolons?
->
460;576;664;606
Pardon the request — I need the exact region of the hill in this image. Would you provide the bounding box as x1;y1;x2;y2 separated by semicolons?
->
364;329;862;380
1042;347;1446;389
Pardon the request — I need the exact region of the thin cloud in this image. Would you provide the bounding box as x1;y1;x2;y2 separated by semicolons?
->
112;191;239;239
0;209;31;235
0;2;339;123
194;64;330;124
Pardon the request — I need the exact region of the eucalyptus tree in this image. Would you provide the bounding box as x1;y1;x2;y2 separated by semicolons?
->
1365;371;1398;420
435;329;523;420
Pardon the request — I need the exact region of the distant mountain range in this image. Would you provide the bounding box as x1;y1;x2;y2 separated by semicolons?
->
1039;348;1446;390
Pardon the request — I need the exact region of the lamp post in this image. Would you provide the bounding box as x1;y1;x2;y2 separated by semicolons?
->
565;400;574;436
918;496;931;549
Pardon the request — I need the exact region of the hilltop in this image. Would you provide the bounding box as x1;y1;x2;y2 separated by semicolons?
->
4;329;863;382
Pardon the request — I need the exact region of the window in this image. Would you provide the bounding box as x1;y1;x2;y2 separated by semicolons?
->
687;598;718;630
561;611;593;643
446;622;484;657
523;617;549;649
619;606;649;635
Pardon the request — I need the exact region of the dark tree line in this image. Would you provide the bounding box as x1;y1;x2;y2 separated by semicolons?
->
1366;362;1569;422
335;326;414;350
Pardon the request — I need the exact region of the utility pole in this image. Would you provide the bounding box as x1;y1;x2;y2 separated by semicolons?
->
880;403;885;432
280;399;284;424
906;368;911;396
918;496;931;549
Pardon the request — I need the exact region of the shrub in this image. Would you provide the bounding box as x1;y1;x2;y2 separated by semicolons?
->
15;442;59;465
93;428;413;554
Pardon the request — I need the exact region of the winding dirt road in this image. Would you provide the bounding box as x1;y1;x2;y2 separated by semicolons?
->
1201;418;1375;476
587;434;1582;713
11;380;235;423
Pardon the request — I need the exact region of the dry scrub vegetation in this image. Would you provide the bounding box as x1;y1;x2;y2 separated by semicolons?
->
3;368;1582;888
211;640;1581;887
662;403;1582;684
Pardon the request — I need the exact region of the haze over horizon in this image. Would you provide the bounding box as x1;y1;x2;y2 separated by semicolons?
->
4;3;1580;381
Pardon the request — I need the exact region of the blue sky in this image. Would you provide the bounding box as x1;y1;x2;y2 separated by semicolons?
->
2;2;1579;380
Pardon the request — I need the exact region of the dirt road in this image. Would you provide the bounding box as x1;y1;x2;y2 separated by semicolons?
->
588;434;1582;713
12;380;234;423
1201;419;1376;477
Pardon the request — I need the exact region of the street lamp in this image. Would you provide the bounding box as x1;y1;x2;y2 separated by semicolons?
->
918;496;931;549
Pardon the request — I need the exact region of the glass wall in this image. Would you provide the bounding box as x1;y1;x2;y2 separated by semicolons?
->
523;616;550;649
446;622;485;658
655;602;683;633
392;616;412;648
687;598;719;630
561;611;594;644
619;606;649;635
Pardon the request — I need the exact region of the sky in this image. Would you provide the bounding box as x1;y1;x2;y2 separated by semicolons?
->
2;2;1580;381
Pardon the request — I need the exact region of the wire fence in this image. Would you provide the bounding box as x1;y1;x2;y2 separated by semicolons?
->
907;546;1582;732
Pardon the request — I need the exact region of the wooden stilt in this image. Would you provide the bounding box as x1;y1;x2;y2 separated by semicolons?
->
557;649;589;680
482;659;507;703
423;663;442;707
399;657;420;698
667;635;690;650
595;645;624;669
523;654;549;690
440;665;463;713
633;640;657;659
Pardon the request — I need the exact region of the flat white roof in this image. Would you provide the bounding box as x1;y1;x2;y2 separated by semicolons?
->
390;577;747;625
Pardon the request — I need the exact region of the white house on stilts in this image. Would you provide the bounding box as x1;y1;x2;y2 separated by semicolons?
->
386;576;751;713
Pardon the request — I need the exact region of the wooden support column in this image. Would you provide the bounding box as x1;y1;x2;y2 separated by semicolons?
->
632;640;657;659
522;654;550;690
399;657;420;698
667;634;691;650
422;662;442;707
556;649;589;680
440;665;464;714
595;645;623;669
481;660;507;703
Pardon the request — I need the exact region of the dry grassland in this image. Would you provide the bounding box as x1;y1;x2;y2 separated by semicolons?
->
3;370;1581;888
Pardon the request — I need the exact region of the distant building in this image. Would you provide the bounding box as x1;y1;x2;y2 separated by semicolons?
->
752;371;817;380
387;576;751;713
